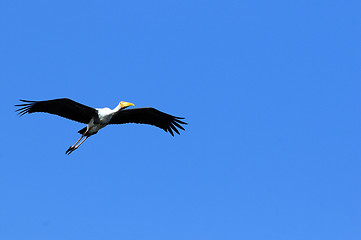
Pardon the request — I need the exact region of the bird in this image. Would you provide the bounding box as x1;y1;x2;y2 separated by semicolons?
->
15;98;187;154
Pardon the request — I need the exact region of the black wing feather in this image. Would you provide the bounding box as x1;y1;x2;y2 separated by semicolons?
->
108;107;187;136
15;98;97;124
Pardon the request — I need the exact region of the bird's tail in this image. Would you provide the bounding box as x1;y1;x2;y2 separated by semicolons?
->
78;127;87;135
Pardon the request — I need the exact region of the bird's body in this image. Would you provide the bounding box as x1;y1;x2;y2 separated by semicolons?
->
86;107;119;135
85;113;108;136
15;98;186;154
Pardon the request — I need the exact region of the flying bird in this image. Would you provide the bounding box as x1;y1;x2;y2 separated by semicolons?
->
15;98;187;154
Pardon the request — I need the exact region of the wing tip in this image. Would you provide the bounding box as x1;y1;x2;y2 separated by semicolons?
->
167;116;187;136
15;100;35;116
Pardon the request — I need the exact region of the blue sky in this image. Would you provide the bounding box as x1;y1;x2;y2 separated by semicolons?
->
1;0;361;239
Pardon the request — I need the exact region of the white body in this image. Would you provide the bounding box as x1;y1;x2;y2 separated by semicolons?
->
86;106;121;135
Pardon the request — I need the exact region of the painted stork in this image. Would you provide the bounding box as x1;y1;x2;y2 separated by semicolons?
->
15;98;186;154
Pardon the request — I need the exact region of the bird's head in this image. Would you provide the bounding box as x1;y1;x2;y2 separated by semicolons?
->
119;101;135;109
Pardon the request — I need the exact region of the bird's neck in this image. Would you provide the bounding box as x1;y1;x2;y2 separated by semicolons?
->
112;104;122;114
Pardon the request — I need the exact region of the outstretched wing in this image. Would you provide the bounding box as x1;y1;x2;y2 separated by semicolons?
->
109;107;187;136
15;98;98;124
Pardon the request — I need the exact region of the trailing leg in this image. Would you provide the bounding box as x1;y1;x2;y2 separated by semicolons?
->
66;136;89;155
66;128;88;155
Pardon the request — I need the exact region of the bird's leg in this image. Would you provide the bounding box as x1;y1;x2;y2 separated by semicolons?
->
66;142;79;154
66;136;90;155
66;129;89;155
75;136;89;148
70;135;85;149
69;136;89;152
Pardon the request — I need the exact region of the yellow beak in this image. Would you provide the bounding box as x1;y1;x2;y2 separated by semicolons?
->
120;101;135;108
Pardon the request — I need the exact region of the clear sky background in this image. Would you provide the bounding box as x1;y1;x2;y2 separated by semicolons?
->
1;1;361;239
